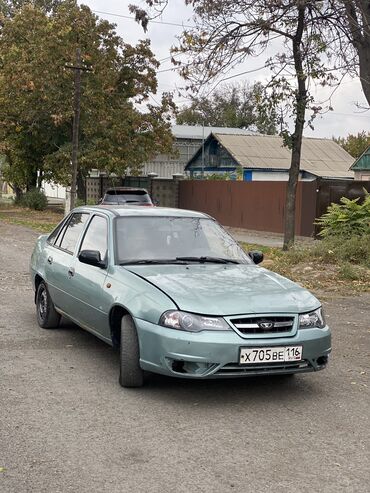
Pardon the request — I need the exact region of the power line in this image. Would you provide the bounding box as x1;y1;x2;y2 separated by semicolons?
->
92;10;193;29
321;111;370;119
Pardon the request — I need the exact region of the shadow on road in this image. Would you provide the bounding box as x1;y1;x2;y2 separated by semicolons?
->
56;316;324;409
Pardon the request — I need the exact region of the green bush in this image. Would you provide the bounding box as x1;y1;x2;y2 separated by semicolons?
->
22;188;48;210
316;193;370;238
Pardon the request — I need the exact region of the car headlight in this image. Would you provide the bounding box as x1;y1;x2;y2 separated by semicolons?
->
159;310;230;332
299;307;326;329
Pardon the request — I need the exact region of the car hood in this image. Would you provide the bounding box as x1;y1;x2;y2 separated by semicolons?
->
124;264;320;316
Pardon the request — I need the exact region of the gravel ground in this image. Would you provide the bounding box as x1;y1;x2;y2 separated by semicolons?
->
0;222;369;493
224;226;314;248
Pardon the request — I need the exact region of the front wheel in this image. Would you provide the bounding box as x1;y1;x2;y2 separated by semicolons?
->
36;281;61;329
119;315;144;388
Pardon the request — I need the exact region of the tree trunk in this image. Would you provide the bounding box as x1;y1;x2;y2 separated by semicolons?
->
358;44;370;106
283;2;307;251
283;122;305;250
343;1;370;107
30;170;37;189
37;170;43;189
77;169;86;203
13;184;23;202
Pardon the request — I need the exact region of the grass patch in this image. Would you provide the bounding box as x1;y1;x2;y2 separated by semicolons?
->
241;237;370;295
0;204;63;233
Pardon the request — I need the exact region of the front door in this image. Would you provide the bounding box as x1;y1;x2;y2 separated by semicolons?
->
66;214;111;340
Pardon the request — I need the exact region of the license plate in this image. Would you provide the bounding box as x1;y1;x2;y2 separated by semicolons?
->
239;346;303;364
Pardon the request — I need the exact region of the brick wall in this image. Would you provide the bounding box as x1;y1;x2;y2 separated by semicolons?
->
150;177;182;208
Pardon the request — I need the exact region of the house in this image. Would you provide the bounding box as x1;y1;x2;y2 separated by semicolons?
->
43;125;257;201
140;124;257;178
185;133;355;180
350;145;370;181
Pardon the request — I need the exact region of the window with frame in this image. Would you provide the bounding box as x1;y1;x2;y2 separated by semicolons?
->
57;213;89;254
47;217;69;245
79;215;108;261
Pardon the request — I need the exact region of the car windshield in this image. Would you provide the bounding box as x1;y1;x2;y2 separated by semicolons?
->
115;216;251;265
104;190;151;204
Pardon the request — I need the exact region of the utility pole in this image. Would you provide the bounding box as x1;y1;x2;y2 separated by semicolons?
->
65;48;91;212
201;120;205;178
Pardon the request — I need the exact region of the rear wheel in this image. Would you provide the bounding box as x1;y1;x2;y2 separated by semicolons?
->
36;281;61;329
119;315;144;388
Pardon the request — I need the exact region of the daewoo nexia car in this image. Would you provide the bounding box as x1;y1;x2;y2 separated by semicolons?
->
30;206;331;387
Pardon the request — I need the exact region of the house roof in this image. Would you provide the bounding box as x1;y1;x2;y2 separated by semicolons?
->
171;124;256;140
350;145;370;171
187;133;354;178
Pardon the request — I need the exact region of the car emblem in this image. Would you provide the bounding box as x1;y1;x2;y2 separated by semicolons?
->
259;322;274;329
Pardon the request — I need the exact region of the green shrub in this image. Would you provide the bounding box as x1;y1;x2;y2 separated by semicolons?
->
12;195;23;206
316;193;370;238
22;188;48;210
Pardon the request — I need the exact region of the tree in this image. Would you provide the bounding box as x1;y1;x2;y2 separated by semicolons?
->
176;82;278;134
334;131;370;158
336;1;370;108
0;1;174;200
131;0;338;249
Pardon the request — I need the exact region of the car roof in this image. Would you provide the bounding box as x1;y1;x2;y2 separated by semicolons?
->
104;187;148;193
74;205;211;219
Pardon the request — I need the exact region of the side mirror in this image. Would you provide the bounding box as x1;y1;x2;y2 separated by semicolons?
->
248;250;264;265
79;250;106;268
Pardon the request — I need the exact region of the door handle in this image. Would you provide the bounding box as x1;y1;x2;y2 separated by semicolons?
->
47;256;53;264
68;267;75;277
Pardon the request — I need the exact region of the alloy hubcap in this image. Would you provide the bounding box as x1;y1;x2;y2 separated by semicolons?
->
39;289;47;319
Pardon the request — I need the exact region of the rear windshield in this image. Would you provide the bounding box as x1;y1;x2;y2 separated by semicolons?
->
104;190;151;204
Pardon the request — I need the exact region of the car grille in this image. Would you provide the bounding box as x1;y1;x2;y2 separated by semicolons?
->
229;316;294;335
215;360;311;376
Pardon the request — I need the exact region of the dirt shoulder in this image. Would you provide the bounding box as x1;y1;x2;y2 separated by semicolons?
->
0;203;63;233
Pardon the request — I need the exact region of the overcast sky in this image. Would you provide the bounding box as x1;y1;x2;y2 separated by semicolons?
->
82;0;370;139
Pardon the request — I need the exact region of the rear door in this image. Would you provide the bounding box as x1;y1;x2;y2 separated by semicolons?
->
44;212;90;313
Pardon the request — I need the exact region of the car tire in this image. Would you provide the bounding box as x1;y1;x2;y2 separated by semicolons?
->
36;281;61;329
119;315;144;388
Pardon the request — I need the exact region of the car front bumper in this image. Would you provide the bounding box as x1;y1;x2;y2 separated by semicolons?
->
135;318;332;378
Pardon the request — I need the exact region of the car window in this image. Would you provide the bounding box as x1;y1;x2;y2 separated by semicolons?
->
79;215;108;261
57;213;89;254
115;217;251;264
48;216;69;245
104;190;151;204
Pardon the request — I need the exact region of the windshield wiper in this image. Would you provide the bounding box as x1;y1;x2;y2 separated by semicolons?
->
175;256;240;264
120;259;188;266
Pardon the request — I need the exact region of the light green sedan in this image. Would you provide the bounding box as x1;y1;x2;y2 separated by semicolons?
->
30;206;331;387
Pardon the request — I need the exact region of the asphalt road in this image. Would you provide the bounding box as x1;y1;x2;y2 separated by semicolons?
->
0;222;369;493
